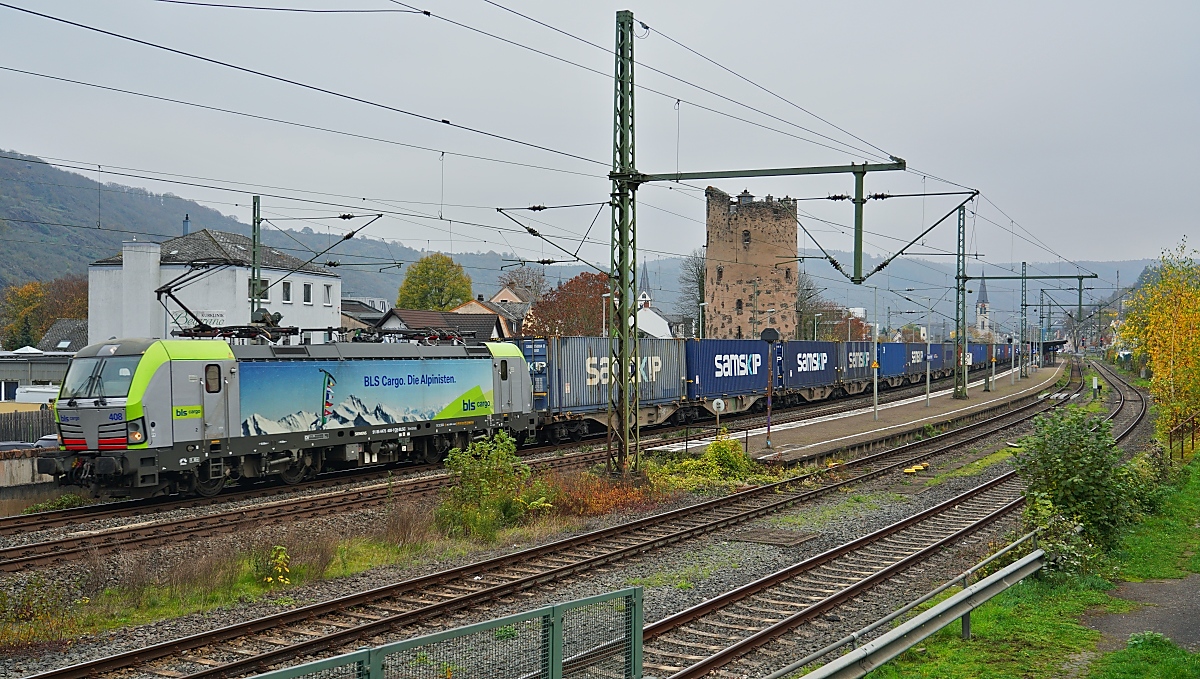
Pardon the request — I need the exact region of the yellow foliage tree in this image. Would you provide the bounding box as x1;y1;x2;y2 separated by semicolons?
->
1122;241;1200;432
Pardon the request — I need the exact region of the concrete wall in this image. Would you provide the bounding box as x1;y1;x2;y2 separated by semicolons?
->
704;188;799;340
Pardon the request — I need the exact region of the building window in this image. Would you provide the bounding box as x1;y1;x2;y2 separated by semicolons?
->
716;266;723;283
323;284;333;306
735;299;743;314
742;230;751;248
301;332;312;345
248;278;269;302
303;283;313;304
785;268;792;282
282;281;292;303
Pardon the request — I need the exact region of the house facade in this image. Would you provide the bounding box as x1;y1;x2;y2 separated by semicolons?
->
89;230;341;344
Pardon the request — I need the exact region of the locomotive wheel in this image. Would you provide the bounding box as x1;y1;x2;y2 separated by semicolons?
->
279;462;307;485
193;462;225;497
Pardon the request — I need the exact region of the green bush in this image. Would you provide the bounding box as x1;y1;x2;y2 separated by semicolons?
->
1013;407;1131;550
21;493;89;514
435;432;552;541
644;431;766;492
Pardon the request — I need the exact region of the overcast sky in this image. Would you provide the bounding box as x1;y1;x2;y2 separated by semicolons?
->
2;1;1197;281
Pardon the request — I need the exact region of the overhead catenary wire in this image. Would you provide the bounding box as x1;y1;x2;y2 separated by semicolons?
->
0;2;607;167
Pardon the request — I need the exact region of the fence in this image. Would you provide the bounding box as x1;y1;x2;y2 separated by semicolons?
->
245;588;642;679
1168;414;1197;460
0;410;54;442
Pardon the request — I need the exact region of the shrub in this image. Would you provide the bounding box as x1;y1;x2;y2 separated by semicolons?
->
436;432;549;541
0;575;80;649
21;493;89;514
1012;407;1130;549
644;431;765;492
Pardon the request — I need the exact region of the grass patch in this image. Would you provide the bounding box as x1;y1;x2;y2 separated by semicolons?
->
625;544;741;590
1088;632;1200;679
774;492;907;531
1114;462;1200;580
924;448;1015;487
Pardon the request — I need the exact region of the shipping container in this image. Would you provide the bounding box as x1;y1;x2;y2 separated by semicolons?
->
513;337;687;413
906;342;930;377
966;343;988;368
686;338;774;400
877;343;908;378
781;341;839;390
841;341;874;382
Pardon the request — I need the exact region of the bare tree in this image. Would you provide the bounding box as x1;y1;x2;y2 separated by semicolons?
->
675;248;705;329
793;268;828;339
497;266;547;302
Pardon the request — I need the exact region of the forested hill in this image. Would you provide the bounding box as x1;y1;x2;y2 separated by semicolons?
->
0;150;595;299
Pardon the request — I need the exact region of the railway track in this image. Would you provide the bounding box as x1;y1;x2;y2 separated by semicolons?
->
2;370;971;535
1090;359;1148;439
0;370;985;557
640;473;1025;678
26;364;1079;679
634;357;1156;679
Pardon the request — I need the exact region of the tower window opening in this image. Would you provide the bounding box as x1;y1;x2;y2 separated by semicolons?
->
742;230;751;248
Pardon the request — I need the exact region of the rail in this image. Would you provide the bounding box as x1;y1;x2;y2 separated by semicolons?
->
786;550;1045;679
763;530;1042;678
243;588;642;679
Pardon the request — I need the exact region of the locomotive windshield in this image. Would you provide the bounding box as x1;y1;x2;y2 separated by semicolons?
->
60;356;141;400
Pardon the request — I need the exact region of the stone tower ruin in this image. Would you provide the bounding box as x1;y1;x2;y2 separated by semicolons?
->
704;187;798;340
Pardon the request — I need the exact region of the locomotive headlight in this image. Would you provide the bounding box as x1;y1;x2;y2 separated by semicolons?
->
127;419;145;445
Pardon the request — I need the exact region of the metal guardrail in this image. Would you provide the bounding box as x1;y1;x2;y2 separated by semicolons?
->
244;588;642;679
766;531;1045;679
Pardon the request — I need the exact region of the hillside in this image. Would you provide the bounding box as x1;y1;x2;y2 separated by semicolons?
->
0;150;598;300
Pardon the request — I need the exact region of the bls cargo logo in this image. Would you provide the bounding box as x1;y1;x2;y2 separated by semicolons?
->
585;356;664;386
714;353;762;377
847;352;872;368
795;352;828;372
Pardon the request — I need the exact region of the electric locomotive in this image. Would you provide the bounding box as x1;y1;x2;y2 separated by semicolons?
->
38;338;535;498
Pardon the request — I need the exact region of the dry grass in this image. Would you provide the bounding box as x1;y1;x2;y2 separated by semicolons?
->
544;470;667;516
374;501;437;548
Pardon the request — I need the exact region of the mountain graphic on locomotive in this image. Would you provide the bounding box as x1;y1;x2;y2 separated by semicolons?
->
38;336;1009;499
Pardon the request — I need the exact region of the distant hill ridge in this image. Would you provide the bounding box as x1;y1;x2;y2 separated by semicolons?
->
0;150;593;299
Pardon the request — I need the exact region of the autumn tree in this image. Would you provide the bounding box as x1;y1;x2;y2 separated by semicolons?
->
0;274;88;349
1122;241;1200;432
396;253;473;311
496;266;547;302
524;272;609;336
674;248;705;326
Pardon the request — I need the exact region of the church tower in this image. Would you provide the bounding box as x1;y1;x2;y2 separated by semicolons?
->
975;276;991;335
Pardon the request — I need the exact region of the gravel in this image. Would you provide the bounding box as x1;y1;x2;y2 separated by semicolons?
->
2;384;1102;679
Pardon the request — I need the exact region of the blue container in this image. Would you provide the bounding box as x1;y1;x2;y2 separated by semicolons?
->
906;342;930;376
686;339;772;400
966;343;988;368
513;337;551;412
781;341;839;389
924;342;944;371
877;342;908;378
841;341;874;382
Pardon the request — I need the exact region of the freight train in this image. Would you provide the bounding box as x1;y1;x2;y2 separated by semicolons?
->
38;336;1008;498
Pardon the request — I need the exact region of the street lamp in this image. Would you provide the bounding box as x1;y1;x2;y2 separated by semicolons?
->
761;327;780;451
698;301;708;340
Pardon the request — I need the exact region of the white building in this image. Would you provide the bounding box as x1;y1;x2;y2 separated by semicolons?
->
89;229;341;344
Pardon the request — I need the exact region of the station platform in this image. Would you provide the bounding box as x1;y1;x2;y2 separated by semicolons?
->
648;361;1068;464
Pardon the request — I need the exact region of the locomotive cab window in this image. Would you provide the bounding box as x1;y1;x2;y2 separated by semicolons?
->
204;364;221;393
500;360;509;381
